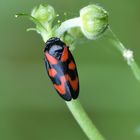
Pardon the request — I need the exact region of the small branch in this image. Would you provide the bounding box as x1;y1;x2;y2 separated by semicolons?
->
66;100;105;140
129;60;140;81
56;17;81;37
108;27;140;82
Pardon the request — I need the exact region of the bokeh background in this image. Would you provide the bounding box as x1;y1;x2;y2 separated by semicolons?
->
0;0;140;140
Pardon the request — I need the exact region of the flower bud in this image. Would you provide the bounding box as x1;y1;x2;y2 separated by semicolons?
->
80;4;108;40
31;4;56;24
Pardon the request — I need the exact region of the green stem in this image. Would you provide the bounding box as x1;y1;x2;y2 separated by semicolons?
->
129;61;140;81
66;100;105;140
55;19;105;140
55;17;81;37
108;27;140;82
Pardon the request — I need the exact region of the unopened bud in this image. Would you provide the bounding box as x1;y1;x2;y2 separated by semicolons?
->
80;4;109;40
31;4;56;24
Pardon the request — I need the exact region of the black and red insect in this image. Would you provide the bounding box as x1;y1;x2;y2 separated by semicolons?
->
44;37;79;101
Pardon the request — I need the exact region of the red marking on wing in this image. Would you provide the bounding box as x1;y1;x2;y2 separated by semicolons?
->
54;74;78;95
69;61;76;70
45;53;57;65
48;68;57;77
61;47;69;62
54;76;66;95
66;75;78;91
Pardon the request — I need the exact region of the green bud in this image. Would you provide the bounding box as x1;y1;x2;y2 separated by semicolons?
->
30;4;57;41
31;4;56;24
80;4;109;40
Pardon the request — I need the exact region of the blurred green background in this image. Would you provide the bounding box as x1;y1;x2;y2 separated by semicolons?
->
0;0;140;140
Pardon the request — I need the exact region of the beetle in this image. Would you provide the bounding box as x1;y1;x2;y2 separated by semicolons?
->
44;37;79;101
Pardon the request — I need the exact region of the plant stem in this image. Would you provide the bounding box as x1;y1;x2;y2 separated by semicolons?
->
56;17;81;37
55;18;105;140
108;27;140;82
66;100;105;140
